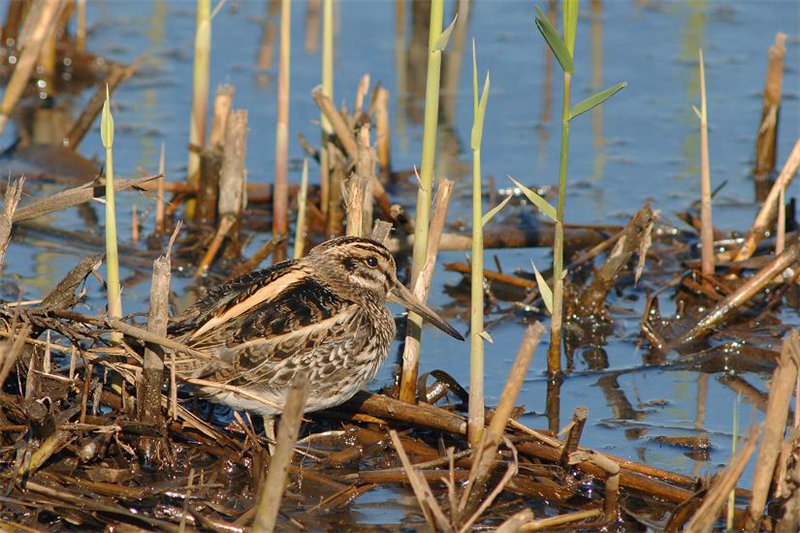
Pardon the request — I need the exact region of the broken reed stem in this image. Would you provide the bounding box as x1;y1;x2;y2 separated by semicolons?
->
406;0;446;401
0;0;64;136
0;177;24;268
137;244;173;463
461;323;545;517
294;158;309;258
197;85;234;223
185;0;211;219
155;143;165;236
252;375;310;533
273;0;291;262
697;49;714;277
685;426;758;533
399;178;454;403
745;332;800;531
375;86;391;174
345;172;368;238
677;241;800;345
735;138;800;261
319;0;333;216
355;125;375;235
218;110;249;224
755;32;787;177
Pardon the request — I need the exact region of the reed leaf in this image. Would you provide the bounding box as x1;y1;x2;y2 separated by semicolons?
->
534;6;574;74
563;0;579;57
478;331;494;344
569;81;627;121
471;72;490;151
508;176;557;221
101;85;121;340
482;195;512;227
532;261;553;314
433;14;458;52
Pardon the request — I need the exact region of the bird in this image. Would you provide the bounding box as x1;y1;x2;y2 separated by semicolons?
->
167;235;464;417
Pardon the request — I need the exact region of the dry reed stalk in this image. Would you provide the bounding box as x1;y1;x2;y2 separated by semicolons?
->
313;87;358;156
389;430;453;532
696;49;714;276
684;426;759;533
355;125;375;234
734;138;800;261
195;215;235;279
559;405;588;465
131;204;139;245
460;323;545;517
755;33;787;177
374;87;391;174
319;0;334;216
218;110;249;221
0;177;24;268
12;174;159;223
519;508;602;532
0;0;64;136
326;145;346;237
272;0;291;262
371;219;393;245
137;234;175;464
678;241;800;345
197;85;234;222
0;324;32;388
345;172;368;238
252;375;310;533
399;178;455;403
294;158;309;258
40;20;57;83
745;332;800;531
354;73;370;118
185;0;211;219
568;450;620;521
155;143;166;236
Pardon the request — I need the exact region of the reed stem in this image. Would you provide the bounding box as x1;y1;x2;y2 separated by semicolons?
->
185;0;211;219
294;158;309;258
698;49;714;277
320;0;333;216
273;0;291;262
400;0;445;404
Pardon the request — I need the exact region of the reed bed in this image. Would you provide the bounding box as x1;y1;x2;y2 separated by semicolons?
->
0;1;798;532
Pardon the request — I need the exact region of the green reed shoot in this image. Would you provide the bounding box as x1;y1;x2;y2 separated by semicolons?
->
727;393;740;531
534;0;626;374
294;158;309;259
468;40;492;446
399;0;456;403
185;0;211;219
101;85;121;341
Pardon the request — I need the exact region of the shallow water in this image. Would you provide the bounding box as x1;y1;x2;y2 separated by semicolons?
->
2;0;800;528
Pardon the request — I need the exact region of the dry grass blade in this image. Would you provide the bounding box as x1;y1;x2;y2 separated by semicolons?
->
252;375;310;533
519;508;602;531
389;429;453;532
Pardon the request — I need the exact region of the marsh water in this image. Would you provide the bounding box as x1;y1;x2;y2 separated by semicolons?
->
2;0;800;528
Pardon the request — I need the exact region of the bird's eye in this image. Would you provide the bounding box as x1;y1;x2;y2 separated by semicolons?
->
365;256;379;268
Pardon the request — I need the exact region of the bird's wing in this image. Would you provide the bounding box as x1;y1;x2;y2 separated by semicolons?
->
167;261;356;377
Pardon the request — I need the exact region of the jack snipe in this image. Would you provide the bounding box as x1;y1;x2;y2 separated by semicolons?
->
168;236;463;416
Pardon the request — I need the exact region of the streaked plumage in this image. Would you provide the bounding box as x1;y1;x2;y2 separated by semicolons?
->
168;236;463;416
